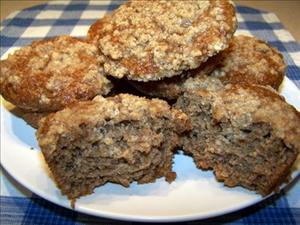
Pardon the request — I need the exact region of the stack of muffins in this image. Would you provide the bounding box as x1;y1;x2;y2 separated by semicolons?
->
1;0;299;206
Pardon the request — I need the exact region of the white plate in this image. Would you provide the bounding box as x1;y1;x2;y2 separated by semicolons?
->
1;75;300;223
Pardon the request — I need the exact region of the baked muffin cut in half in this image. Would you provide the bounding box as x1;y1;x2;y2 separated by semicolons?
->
37;94;191;204
88;0;237;81
0;35;112;112
175;78;300;195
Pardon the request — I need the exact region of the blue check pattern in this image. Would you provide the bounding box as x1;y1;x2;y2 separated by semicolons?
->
0;1;300;224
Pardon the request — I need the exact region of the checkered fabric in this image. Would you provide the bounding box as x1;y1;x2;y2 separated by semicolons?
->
0;1;300;224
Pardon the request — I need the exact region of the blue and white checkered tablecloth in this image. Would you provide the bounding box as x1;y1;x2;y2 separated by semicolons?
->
0;1;300;224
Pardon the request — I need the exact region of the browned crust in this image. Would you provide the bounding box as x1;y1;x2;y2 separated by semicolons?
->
88;0;237;81
10;107;50;129
0;35;112;112
87;18;105;44
211;35;286;90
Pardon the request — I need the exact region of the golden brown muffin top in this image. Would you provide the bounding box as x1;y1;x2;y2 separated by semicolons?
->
211;35;286;89
0;35;112;112
88;0;237;81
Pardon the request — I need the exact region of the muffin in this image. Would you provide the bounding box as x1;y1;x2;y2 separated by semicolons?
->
175;79;300;195
88;0;237;81
210;35;286;89
37;94;191;204
0;35;112;112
